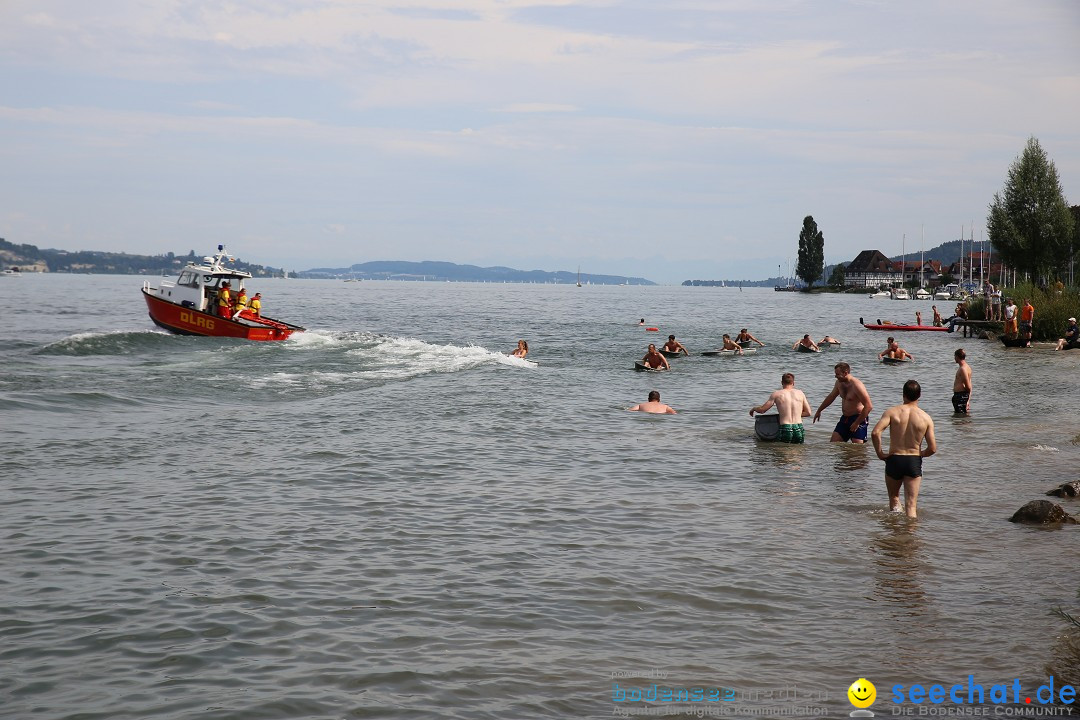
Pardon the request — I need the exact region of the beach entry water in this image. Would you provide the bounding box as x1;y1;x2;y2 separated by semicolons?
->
2;275;1078;719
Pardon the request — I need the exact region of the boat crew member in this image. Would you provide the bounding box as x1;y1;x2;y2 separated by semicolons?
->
234;287;249;311
217;282;233;319
249;293;262;317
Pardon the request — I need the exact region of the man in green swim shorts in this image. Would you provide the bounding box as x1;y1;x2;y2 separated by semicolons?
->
749;372;812;443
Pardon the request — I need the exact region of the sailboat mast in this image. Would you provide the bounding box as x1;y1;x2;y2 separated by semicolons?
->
920;225;924;290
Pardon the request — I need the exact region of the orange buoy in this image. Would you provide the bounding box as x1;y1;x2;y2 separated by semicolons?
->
646;327;659;332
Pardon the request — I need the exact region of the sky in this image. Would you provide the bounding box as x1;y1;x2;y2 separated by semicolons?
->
1;1;1078;284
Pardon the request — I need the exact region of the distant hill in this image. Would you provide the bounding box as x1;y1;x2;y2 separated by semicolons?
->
888;238;991;264
302;260;656;285
0;238;288;277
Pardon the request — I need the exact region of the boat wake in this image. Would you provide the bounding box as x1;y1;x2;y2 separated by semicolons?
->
244;331;537;393
34;330;182;356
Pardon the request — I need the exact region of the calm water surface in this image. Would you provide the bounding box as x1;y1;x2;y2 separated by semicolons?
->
2;275;1079;719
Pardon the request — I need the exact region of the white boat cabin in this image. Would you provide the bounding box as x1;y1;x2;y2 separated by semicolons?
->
144;247;251;313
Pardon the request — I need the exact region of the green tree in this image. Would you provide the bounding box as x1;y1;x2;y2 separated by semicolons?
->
988;137;1075;282
796;215;825;288
828;263;847;287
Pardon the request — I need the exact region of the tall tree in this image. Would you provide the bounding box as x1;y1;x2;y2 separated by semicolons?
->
796;215;825;288
988;137;1074;281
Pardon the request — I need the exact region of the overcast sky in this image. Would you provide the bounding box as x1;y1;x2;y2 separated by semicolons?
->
1;1;1078;283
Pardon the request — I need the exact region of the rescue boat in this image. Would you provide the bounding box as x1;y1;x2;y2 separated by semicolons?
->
141;246;304;341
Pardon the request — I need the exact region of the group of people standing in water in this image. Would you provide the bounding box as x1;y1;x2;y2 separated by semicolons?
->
622;322;975;519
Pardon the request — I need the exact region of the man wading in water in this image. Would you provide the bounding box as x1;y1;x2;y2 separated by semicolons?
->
813;362;872;443
871;380;937;518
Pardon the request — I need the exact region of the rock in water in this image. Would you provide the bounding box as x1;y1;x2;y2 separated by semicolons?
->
1045;480;1080;497
1009;500;1077;524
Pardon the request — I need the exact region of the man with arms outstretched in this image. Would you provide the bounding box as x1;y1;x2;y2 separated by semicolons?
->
871;380;937;518
750;373;812;443
813;362;873;443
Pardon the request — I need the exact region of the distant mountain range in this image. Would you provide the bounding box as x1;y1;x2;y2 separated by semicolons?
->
0;238;288;277
302;260;656;285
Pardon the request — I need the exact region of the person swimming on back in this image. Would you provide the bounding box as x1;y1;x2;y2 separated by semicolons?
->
663;334;689;356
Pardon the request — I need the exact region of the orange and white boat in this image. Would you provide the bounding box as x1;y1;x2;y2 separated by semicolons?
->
141;246;304;341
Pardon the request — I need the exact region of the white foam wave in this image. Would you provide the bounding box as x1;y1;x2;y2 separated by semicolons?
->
1031;444;1058;452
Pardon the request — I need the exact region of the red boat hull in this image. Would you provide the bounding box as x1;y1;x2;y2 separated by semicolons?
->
862;323;948;332
142;290;302;341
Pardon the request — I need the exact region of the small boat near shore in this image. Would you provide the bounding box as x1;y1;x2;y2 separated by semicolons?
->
141;246;304;341
860;318;948;332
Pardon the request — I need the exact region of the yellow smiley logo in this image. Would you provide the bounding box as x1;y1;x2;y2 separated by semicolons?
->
847;678;876;709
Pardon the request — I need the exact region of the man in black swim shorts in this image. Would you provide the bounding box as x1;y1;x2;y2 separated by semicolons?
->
952;348;972;414
871;380;937;518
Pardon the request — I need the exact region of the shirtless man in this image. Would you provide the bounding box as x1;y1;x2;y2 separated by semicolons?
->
749;372;812;443
720;334;744;354
792;334;820;352
736;328;765;347
663;334;689;356
628;390;676;414
813;362;873;443
642;344;670;370
871;380;937;518
952;348;972;413
819;335;841;345
878;336;914;362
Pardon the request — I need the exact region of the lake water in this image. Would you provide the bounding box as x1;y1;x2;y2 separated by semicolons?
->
2;274;1078;719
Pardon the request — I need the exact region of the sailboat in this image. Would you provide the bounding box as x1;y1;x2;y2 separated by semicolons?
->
915;225;931;299
577;266;582;287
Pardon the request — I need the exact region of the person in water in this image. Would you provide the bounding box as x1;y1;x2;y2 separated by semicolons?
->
813;362;873;443
749;372;812;443
720;334;744;354
952;348;972;413
819;335;841;345
627;390;677;414
871;380;937;519
792;335;819;352
663;335;689;356
511;340;529;358
878;336;914;362
642;344;670;370
735;328;765;347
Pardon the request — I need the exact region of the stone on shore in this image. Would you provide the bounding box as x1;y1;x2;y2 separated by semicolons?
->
1045;481;1080;497
1009;500;1077;525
